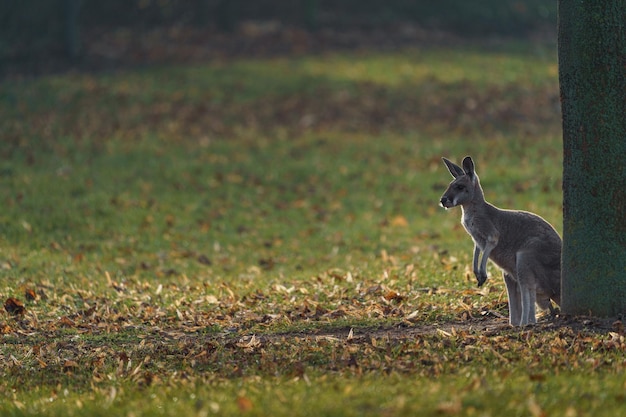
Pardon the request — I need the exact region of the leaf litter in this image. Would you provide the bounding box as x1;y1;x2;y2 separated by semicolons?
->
2;270;625;394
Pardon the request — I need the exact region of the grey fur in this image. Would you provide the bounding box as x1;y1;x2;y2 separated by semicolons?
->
440;156;561;326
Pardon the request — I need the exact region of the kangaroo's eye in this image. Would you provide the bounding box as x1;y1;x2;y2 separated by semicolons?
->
455;184;466;191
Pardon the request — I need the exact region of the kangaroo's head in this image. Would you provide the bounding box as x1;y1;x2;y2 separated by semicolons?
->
439;156;483;209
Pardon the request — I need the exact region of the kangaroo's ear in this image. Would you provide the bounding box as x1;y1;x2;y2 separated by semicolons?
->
462;156;476;179
442;158;465;178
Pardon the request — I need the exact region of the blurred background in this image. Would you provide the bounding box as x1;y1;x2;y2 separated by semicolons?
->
1;0;556;78
0;0;562;294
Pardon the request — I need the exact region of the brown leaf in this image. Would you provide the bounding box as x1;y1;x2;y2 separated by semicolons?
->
24;288;37;301
236;396;253;412
119;352;130;364
527;396;546;417
236;335;261;352
258;258;275;271
327;308;346;318
197;254;212;266
390;215;409;227
459;310;473;321
384;290;404;302
141;371;156;387
59;316;76;327
63;360;79;372
4;297;25;315
436;400;462;414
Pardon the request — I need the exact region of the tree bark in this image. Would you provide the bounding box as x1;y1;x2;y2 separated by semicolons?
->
64;0;82;60
559;0;626;316
216;0;238;32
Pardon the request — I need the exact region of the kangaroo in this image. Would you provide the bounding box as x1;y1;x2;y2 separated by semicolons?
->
439;156;561;326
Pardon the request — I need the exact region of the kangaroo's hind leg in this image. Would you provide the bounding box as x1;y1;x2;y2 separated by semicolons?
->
516;252;538;326
535;290;556;317
503;272;522;326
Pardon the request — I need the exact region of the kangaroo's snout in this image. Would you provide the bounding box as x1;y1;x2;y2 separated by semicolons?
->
440;197;452;209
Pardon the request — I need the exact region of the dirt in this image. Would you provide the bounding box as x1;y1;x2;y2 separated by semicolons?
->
214;314;620;348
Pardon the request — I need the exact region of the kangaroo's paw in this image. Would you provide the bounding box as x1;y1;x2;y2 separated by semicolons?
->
476;273;488;288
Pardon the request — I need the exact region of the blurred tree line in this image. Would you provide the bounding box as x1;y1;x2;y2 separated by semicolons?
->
1;0;555;66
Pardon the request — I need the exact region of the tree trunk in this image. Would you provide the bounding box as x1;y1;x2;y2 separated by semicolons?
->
302;0;318;31
559;0;626;317
64;0;82;60
216;0;238;32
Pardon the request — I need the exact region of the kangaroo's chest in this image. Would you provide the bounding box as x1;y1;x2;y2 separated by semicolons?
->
462;210;516;272
461;215;490;248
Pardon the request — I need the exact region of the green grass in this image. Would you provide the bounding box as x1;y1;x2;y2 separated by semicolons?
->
2;41;624;416
6;371;626;417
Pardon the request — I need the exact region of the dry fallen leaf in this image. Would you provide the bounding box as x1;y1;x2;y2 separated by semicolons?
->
59;316;76;327
63;360;79;372
383;290;404;302
436;399;462;414
347;328;354;341
4;298;25;315
236;396;253;412
24;289;37;301
390;215;409;227
237;335;261;352
527;396;545;417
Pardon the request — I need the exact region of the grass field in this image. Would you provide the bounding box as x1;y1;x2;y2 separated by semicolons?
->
1;40;625;416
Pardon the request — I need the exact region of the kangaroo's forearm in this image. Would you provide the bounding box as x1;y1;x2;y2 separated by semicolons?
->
479;246;491;276
472;245;480;273
479;234;499;276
